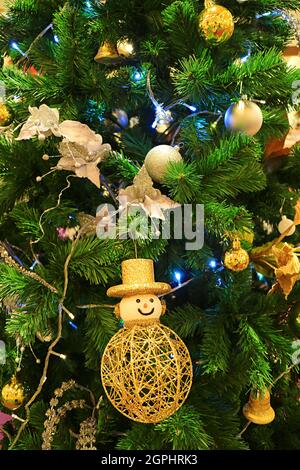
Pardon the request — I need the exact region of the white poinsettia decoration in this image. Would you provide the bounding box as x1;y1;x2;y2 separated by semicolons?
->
57;140;111;188
58;121;105;154
16;103;111;188
16;104;61;141
118;166;180;221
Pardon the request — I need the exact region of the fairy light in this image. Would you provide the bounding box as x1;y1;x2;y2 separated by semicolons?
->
53;35;59;44
174;271;182;286
51;351;67;360
10;41;27;57
68;321;78;330
209;259;217;269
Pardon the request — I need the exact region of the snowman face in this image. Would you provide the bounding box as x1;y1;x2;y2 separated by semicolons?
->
119;294;162;323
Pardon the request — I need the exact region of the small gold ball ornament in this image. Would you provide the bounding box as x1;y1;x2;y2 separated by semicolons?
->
0;103;11;126
144;145;183;184
224;239;249;272
1;375;25;410
278;215;295;236
198;0;234;46
224;98;263;137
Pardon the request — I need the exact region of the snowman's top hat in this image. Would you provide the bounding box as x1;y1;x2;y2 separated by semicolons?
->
107;258;171;298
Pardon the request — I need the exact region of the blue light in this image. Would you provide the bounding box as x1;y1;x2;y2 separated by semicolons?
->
10;41;18;50
257;272;265;282
10;40;26;56
68;321;78;330
189;105;197;112
209;259;217;269
133;71;142;81
53;35;59;44
86;1;92;7
151;120;157;129
174;271;182;284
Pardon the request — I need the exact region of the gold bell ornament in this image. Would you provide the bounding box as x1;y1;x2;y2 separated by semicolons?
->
94;39;135;64
278;215;295;236
1;375;25;411
224;96;263;137
94;41;120;65
198;0;234;46
243;389;275;425
101;258;193;424
224;239;250;272
116;39;135;59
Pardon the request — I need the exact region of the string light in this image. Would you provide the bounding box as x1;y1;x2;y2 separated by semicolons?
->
10;41;27;57
53;35;59;44
208;259;217;269
68;321;78;330
174;271;182;286
132;69;144;82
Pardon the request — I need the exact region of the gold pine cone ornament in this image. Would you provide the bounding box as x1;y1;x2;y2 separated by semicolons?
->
198;0;234;46
224;239;250;272
1;375;25;411
101;259;193;424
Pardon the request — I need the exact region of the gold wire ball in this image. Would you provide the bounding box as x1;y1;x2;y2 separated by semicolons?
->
101;322;193;423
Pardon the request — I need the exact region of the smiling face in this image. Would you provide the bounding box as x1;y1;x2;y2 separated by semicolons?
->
119;294;162;323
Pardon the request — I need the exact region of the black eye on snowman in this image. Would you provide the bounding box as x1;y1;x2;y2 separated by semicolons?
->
150;298;154;303
136;299;141;303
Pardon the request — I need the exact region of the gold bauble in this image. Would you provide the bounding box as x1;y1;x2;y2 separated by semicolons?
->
117;39;135;58
1;375;25;411
224;99;263;137
243;389;275;425
198;1;234;46
94;41;120;64
144;145;183;184
0;103;11;126
224;239;249;272
101;322;192;423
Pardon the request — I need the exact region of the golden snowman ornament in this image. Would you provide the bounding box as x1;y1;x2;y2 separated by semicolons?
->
224;97;263;137
1;375;25;411
224;239;250;272
198;0;234;46
101;259;193;424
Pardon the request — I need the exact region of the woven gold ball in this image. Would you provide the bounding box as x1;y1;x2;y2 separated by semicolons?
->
1;375;25;411
224;240;249;272
144;145;183;184
198;3;234;46
101;322;192;423
0;103;11;126
224;99;263;137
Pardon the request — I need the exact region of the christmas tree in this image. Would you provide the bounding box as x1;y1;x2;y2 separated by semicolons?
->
0;0;300;451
